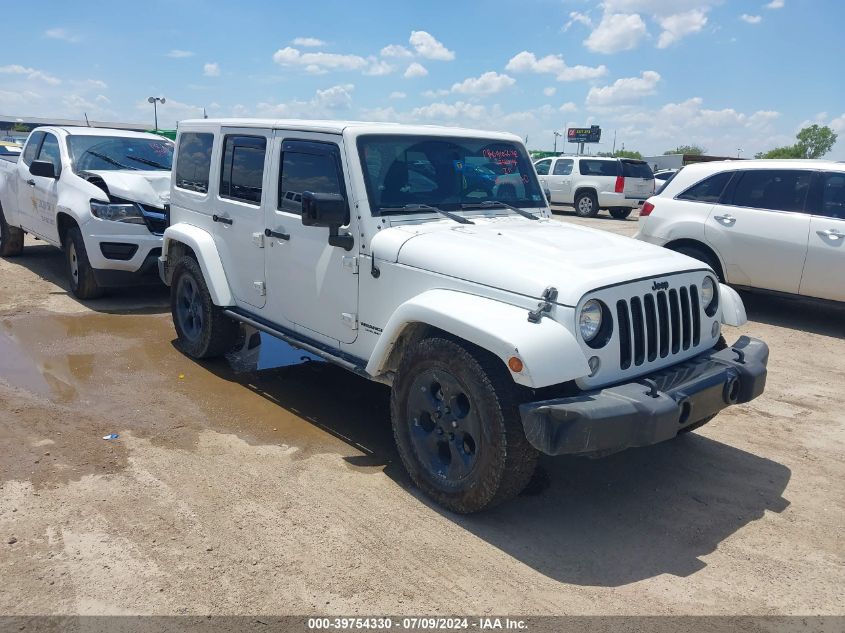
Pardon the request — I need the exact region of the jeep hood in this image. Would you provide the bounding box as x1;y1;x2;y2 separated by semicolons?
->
86;169;171;208
373;217;708;306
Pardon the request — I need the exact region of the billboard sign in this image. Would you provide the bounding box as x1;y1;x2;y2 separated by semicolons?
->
567;125;601;143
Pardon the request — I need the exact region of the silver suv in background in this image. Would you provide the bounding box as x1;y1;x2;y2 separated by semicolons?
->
535;155;655;219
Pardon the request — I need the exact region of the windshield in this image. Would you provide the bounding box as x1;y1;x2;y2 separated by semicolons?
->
357;135;545;214
68;135;174;172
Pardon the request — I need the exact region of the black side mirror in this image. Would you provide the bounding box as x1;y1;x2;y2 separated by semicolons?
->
301;191;353;251
30;159;57;179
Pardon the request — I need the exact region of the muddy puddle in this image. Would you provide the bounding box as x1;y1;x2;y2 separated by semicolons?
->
0;312;394;479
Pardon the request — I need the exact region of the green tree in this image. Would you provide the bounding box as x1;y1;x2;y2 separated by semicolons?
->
11;123;29;132
664;145;706;156
615;149;643;159
755;124;838;159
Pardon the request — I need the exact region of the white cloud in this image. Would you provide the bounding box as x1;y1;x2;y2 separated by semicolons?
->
657;10;708;48
543;87;557;97
766;0;784;8
505;51;607;82
381;44;413;58
254;84;356;119
203;62;220;77
586;70;661;106
292;37;326;47
409;31;455;60
565;11;593;30
404;62;428;79
741;14;762;24
45;27;81;43
95;94;111;104
450;71;515;96
314;83;355;109
167;49;194;58
422;89;450;98
560;102;578;113
0;64;61;85
135;97;204;126
364;58;395;76
412;101;487;121
273;46;369;73
584;13;647;54
389;91;406;99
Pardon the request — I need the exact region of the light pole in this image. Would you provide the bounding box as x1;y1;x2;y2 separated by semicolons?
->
737;148;743;158
147;96;165;130
553;131;562;154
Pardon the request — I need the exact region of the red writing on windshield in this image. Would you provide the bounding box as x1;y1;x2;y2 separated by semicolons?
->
482;148;519;174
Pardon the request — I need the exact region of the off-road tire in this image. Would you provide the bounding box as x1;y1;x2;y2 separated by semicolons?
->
65;226;104;300
574;191;599;217
671;244;724;282
171;255;239;359
391;337;538;513
0;205;24;257
609;207;632;220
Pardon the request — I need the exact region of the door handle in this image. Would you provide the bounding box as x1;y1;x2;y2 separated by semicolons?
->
821;228;843;240
265;228;290;240
714;214;736;225
212;214;233;225
26;179;36;186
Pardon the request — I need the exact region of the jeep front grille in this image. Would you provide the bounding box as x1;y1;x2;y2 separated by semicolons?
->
616;284;701;370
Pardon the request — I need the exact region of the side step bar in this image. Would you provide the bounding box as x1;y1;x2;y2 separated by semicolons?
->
222;309;370;379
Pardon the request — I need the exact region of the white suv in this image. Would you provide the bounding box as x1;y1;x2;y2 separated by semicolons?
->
160;119;767;513
635;160;845;303
534;155;655;219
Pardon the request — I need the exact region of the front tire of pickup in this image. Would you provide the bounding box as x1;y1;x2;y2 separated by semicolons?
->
574;191;599;217
0;205;24;257
391;337;538;513
171;255;238;359
65;227;104;300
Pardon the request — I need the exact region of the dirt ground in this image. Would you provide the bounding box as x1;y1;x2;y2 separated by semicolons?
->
0;211;843;617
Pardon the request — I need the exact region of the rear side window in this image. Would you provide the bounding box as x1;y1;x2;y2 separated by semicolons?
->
175;132;213;193
677;171;733;203
22;131;44;165
579;159;618;177
279;141;344;215
534;159;551;175
808;172;845;219
622;160;653;179
37;133;62;177
729;169;811;212
553;159;573;176
220;135;266;205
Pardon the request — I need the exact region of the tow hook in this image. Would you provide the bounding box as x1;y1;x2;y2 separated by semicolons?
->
528;286;558;323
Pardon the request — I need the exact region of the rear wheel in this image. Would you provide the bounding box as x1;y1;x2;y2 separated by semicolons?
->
171;255;239;359
391;337;538;513
671;244;724;282
609;207;632;220
65;227;104;300
574;191;599;217
0;205;24;257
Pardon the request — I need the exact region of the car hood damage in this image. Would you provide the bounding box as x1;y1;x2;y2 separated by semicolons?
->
371;216;708;306
83;170;171;208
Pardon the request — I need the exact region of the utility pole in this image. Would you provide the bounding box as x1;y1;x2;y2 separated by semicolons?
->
553;131;562;154
612;130;617;155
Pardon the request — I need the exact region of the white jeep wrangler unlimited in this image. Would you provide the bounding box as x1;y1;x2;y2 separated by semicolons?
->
160;119;769;513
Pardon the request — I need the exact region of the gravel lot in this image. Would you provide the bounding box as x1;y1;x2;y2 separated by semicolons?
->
0;208;843;616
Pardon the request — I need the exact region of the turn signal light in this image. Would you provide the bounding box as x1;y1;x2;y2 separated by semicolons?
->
640;201;655;217
507;356;524;373
614;176;625;193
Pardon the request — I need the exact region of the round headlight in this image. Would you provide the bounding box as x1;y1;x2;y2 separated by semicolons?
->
579;299;603;342
700;277;718;315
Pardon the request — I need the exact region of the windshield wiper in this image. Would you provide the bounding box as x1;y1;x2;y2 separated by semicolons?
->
125;155;169;170
83;150;136;170
461;200;540;221
379;203;474;225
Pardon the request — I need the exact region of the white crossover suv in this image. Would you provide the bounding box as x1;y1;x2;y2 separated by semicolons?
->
534;155;655;219
159;119;768;513
635;160;845;303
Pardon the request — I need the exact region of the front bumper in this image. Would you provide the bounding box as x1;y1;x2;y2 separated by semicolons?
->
519;336;768;456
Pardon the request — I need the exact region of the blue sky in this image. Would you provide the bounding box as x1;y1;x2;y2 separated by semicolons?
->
2;0;843;158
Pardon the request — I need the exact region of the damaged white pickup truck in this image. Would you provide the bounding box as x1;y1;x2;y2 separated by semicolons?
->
160;119;769;513
0;126;172;298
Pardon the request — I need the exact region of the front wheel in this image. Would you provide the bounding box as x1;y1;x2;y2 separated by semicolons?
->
574;191;599;217
65;227;104;300
0;205;24;257
171;255;239;359
391;337;538;513
609;207;632;220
